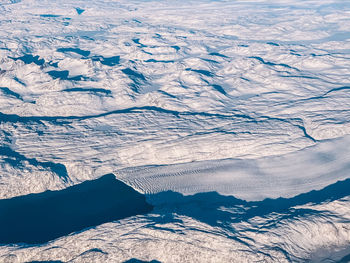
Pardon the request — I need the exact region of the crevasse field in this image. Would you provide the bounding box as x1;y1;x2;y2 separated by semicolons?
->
0;0;350;262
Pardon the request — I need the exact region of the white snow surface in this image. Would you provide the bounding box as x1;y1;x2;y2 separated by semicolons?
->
0;0;350;262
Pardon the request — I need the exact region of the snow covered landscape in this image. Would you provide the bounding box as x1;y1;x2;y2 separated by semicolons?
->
0;0;350;261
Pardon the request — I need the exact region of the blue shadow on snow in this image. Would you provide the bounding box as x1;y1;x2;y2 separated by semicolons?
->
0;174;153;244
149;177;350;228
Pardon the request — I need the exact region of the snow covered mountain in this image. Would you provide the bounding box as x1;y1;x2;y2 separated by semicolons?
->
0;0;350;262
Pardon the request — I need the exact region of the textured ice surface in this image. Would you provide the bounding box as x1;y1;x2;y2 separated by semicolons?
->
0;0;350;262
118;135;350;200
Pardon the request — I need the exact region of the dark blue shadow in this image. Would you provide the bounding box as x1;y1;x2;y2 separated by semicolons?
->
185;68;214;77
171;45;180;51
47;70;85;81
266;42;280;46
249;56;295;70
47;70;69;79
62;87;112;96
13;76;26;86
338;253;350;263
0;174;153;244
149;177;350;228
75;8;85;15
0;87;22;100
10;55;45;66
122;68;146;81
40;14;60;18
92;55;120;66
57;48;90;57
209;52;227;58
132;38;147;48
121;68;147;93
145;59;174;63
212;84;226;95
124;259;161;263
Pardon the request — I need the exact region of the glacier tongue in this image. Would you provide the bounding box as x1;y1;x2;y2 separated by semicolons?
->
117;134;350;201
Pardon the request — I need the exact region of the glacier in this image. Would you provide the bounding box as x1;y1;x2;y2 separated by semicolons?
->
0;0;350;262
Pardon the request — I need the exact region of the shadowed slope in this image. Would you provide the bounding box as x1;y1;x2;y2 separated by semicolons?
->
148;177;350;227
0;174;153;244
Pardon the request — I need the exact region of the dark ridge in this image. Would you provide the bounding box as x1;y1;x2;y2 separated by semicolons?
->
0;174;153;244
259;115;316;142
280;75;318;80
40;14;61;18
75;248;108;258
132;19;141;24
240;77;250;82
209;52;228;58
149;177;350;228
62;87;112;95
0;146;69;181
80;248;107;255
290;50;302;57
132;38;141;44
249;56;295;70
47;70;85;81
79;106;253;121
26;261;64;263
212;84;226;95
310;53;329;57
122;68;146;81
297;95;325;103
202;58;219;64
0;106;254;124
81;35;95;41
266;42;280;46
171;45;180;51
132;38;146;47
145;59;174;63
324;86;350;95
142;50;153;55
0;87;22;100
75;7;85;15
92;55;120;66
56;48;90;57
0;111;40;123
295;123;317;142
10;54;45;66
124;259;161;263
158;90;177;98
13;76;26;86
185;68;214;77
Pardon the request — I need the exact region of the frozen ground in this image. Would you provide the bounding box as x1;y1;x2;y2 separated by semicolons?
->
0;0;350;262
